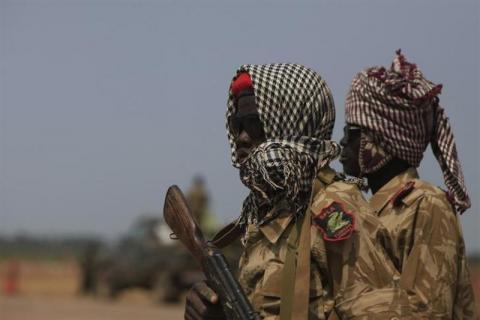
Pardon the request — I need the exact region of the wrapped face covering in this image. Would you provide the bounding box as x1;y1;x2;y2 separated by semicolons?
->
358;131;393;174
226;64;341;226
345;50;470;213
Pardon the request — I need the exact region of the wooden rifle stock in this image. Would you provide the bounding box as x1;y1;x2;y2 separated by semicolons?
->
163;185;206;263
163;185;260;320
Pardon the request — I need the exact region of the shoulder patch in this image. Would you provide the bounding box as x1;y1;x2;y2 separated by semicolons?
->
312;201;355;241
390;181;415;207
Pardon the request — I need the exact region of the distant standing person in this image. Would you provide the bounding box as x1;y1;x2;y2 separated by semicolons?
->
3;259;20;295
187;176;216;235
79;240;100;295
340;50;477;318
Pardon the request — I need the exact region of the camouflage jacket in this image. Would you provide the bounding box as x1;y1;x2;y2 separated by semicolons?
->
237;167;412;320
370;168;477;319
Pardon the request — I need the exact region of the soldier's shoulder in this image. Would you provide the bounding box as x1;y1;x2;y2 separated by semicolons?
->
325;180;359;193
326;173;366;194
401;178;455;212
314;176;363;199
411;179;452;204
412;178;445;196
312;175;368;213
310;176;367;242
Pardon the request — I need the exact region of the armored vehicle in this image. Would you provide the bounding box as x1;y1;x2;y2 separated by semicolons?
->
93;216;203;302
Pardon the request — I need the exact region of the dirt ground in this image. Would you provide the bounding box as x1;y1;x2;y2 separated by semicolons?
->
0;259;479;319
0;259;184;320
0;295;184;320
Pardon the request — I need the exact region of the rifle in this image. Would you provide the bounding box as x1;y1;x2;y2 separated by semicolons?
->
163;185;260;320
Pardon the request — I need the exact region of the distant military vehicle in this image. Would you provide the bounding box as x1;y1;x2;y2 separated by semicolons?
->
92;216;203;303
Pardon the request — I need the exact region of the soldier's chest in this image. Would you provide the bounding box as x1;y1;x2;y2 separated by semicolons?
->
377;204;418;267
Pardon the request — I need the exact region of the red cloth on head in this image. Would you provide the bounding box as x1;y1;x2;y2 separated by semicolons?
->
231;72;253;96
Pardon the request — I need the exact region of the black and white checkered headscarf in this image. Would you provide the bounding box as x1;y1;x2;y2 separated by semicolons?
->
345;50;470;213
226;63;341;226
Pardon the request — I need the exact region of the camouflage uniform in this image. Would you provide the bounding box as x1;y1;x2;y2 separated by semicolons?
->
187;183;209;225
238;167;412;320
370;167;477;319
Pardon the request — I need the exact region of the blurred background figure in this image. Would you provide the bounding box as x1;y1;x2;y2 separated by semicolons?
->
79;240;101;295
186;176;218;237
3;258;20;296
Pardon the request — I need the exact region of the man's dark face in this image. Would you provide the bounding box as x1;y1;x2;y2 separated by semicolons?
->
229;92;266;162
339;124;361;177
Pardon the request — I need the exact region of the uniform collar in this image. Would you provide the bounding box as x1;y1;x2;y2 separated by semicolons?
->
259;210;294;244
369;167;419;214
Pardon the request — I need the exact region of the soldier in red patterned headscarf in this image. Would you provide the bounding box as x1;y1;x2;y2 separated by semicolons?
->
341;50;477;318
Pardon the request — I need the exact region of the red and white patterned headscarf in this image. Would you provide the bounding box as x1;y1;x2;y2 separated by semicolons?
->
345;50;470;213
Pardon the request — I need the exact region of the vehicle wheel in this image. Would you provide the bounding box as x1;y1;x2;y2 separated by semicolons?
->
152;272;180;304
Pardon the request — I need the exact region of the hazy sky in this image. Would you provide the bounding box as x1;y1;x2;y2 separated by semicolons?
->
1;1;479;252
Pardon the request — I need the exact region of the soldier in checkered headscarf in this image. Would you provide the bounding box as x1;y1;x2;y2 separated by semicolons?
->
185;63;422;320
225;63;341;228
340;50;477;318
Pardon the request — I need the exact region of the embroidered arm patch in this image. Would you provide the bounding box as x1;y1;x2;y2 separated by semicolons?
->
313;201;355;241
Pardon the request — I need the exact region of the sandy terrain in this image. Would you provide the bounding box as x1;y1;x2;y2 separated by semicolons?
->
0;259;479;319
0;259;184;320
0;295;184;320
